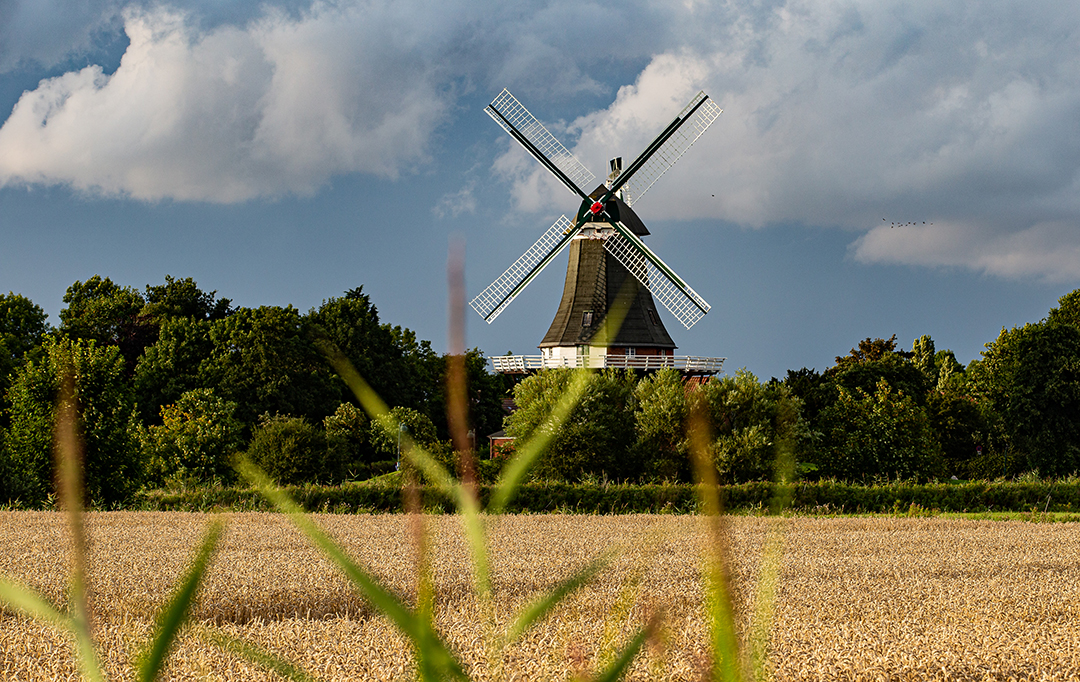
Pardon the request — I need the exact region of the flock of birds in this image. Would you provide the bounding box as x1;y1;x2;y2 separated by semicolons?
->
885;218;933;228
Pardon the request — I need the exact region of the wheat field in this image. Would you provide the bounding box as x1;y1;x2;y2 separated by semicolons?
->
1;512;1078;681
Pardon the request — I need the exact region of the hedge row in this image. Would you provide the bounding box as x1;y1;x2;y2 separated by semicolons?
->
129;479;1080;514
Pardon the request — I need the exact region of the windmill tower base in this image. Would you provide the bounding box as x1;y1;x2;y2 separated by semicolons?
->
490;237;724;378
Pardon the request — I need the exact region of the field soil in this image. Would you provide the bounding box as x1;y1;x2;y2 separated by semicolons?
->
1;512;1078;681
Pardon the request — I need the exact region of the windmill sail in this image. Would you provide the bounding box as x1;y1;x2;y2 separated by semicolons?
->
469;215;577;323
486;89;595;199
603;225;711;329
616;92;722;207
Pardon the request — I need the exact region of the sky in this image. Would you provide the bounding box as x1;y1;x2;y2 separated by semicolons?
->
1;0;1079;380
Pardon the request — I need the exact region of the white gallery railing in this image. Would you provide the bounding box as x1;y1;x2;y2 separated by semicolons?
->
489;355;725;374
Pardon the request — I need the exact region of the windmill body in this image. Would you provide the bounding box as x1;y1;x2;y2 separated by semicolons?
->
473;90;725;377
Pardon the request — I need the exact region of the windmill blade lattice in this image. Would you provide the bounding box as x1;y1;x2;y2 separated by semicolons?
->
618;92;722;207
470;215;577;323
486;89;595;196
603;227;711;329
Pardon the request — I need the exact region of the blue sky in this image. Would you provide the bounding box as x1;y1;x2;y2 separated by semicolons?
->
1;0;1077;380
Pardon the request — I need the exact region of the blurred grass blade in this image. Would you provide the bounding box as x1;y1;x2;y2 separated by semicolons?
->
488;368;593;513
54;365;106;682
504;552;611;644
236;458;467;682
584;618;656;682
0;578;72;629
688;396;742;682
137;520;224;682
202;628;321;682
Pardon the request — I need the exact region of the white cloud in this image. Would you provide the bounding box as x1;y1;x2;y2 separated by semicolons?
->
491;0;1080;281
0;4;451;202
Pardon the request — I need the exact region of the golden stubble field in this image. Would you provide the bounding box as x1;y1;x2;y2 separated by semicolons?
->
1;512;1078;681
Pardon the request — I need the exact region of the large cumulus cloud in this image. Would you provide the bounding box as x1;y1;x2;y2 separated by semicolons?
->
3;0;1080;282
499;0;1080;282
0;4;455;201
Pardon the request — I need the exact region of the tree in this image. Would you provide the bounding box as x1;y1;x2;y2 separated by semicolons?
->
632;368;690;481
911;335;937;386
143;388;244;486
926;391;986;477
827;336;930;408
3;337;142;506
0;292;50;361
59;276;153;371
308;288;436;413
695;370;808;483
816;379;937;481
1;293;51;418
246;414;332;486
968;322;1080;476
143;275;232;322
133;317;215;425
1047;288;1080;329
324;402;376;476
200;306;341;427
505;369;637;481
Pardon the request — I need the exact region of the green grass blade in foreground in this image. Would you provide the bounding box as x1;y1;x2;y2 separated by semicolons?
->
504;551;611;644
0;577;73;629
321;338;494;605
585;619;656;682
201;628;321;682
237;458;467;682
488;368;594;513
137;520;224;682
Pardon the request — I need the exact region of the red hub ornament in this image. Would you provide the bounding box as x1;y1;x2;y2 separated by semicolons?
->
590;201;604;215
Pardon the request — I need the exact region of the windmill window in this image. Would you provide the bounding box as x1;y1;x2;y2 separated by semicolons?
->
582;310;594;326
648;309;660;325
627;347;636;356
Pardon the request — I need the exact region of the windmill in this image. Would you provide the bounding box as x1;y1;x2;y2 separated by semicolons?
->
471;89;725;376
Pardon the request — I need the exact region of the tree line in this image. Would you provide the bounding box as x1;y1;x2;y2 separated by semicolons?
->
0;276;506;506
1;277;1078;507
504;289;1080;485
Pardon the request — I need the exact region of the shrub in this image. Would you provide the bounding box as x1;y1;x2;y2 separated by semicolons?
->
143;388;245;486
369;406;452;477
505;368;637;482
246;414;331;485
633;368;690;481
323;402;376;477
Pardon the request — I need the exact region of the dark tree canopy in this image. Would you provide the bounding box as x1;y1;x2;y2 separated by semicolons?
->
143;275;232;322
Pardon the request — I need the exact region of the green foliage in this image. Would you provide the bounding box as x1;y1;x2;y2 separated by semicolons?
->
142;275;232;322
927;391;987;477
201;306;341;426
696;369;808;483
969;321;1080;476
506;369;637;482
1;293;51;418
817;379;937;481
1047;287;1080;329
143;388;244;486
369;406;451;476
0;292;50;363
60;276;154;371
632;368;689;481
828;346;930;409
246;414;334;486
133;317;214;425
308;288;439;416
323;402;376;476
934;349;966;392
2;337;142;506
911;334;937;386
